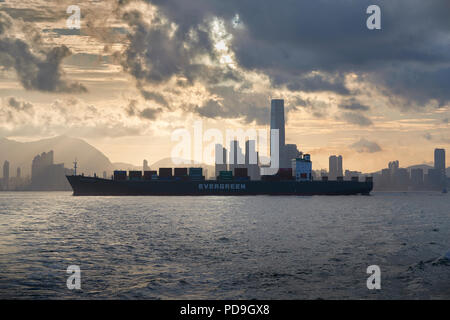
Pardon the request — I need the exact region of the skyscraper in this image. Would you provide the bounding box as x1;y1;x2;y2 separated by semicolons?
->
337;155;343;178
328;155;343;180
434;148;446;187
229;140;244;174
434;148;446;176
270;99;286;168
215;144;228;178
245;140;260;180
285;144;301;164
3;160;9;190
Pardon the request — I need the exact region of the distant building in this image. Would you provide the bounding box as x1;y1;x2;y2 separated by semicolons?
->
2;160;9;190
31;151;73;190
285;144;301;165
434;148;446;188
16;167;21;178
245;140;260;180
380;168;391;188
425;168;442;190
215;144;228;178
434;149;446;175
143;159;150;171
388;160;399;174
393;168;409;189
329;155;343;180
229;140;244;174
103;171;107;179
410;168;424;189
345;170;361;181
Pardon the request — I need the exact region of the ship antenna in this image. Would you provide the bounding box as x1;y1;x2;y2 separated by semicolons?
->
73;158;78;176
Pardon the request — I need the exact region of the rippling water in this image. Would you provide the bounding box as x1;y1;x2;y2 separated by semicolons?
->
0;192;449;299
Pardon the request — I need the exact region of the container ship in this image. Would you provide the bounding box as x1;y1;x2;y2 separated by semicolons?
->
66;155;373;196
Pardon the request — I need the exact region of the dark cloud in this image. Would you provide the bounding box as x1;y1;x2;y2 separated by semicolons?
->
140;107;161;120
119;9;236;86
7;97;33;113
339;99;370;111
194;86;269;125
0;12;87;93
126;0;450;109
423;133;433;141
125;99;162;120
339;112;373;127
350;138;382;153
138;88;169;107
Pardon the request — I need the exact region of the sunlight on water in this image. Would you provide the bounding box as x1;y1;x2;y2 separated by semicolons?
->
0;192;449;299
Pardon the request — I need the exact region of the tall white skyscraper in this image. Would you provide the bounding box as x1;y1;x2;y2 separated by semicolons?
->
270;99;286;169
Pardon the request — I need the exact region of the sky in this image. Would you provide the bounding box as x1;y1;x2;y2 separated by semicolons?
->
0;0;449;172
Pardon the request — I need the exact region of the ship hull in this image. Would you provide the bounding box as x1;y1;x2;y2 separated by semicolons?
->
66;176;373;196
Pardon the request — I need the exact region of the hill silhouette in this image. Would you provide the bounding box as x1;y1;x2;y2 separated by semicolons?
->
0;135;115;177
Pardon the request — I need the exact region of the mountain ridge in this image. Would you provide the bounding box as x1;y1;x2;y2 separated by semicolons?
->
0;136;115;177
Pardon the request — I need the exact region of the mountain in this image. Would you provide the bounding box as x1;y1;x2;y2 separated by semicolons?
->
0;135;115;177
112;162;142;171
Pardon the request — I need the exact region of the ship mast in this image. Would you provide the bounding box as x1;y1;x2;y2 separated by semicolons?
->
73;159;78;176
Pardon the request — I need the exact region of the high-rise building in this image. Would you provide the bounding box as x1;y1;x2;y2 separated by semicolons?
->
270;99;286;168
16;167;21;178
388;160;399;174
328;155;343;180
245;140;257;165
3;160;10;190
229;140;244;174
337;155;343;178
285;144;301;165
434;148;446;178
31;150;72;190
143;159;150;171
245;140;260;180
215;144;228;178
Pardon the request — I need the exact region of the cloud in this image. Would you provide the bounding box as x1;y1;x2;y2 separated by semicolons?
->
339;112;373;127
7;97;34;112
0;11;87;93
117;0;450;110
126;99;162;120
193;85;270;124
339;99;370;111
350;138;382;153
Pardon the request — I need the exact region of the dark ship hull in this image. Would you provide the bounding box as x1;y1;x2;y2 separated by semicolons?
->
66;175;373;196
